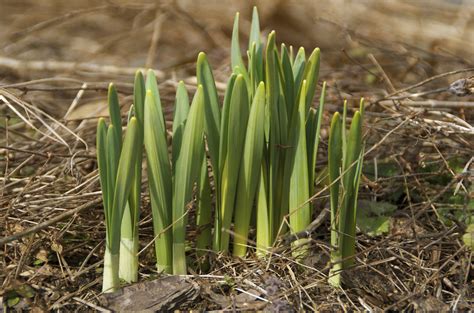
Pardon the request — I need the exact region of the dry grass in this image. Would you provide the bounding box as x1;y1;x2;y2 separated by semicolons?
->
1;0;473;311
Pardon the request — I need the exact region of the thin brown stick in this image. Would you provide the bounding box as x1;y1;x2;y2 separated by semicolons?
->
0;56;165;79
375;67;474;102
368;53;396;93
146;9;166;68
0;145;95;159
6;6;110;43
0;198;101;246
379;100;474;109
279;208;330;245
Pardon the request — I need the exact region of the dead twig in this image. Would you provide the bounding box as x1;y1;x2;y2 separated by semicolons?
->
0;56;165;79
375;68;474;102
278;208;330;246
379;100;474;109
146;9;167;68
0;198;101;246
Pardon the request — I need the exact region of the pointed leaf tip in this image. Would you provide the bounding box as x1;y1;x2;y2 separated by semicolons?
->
330;112;342;127
146;68;155;76
198;52;206;60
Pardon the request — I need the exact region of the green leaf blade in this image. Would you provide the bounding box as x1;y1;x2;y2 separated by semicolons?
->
328;112;342;250
339;108;363;268
196;151;212;270
105;125;120;229
110;117;140;254
97;118;109;227
249;6;261;49
302;48;321;115
172;81;190;169
231;12;246;74
133;71;146;125
144;88;173;273
280;44;295;119
288;80;310;257
265;31;284;241
172;85;206;274
219;75;249;251
197;52;221;183
232;82;266;256
146;70;166;135
307;81;326;196
256;163;271;257
107;83;122;147
292;47;306;95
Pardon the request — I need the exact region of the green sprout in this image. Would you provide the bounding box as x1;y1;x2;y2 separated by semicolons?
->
328;100;365;287
96;84;140;292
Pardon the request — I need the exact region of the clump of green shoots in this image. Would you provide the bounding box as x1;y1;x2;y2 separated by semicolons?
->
328;100;365;287
197;7;325;258
96;6;366;290
96;84;140;293
143;70;205;275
